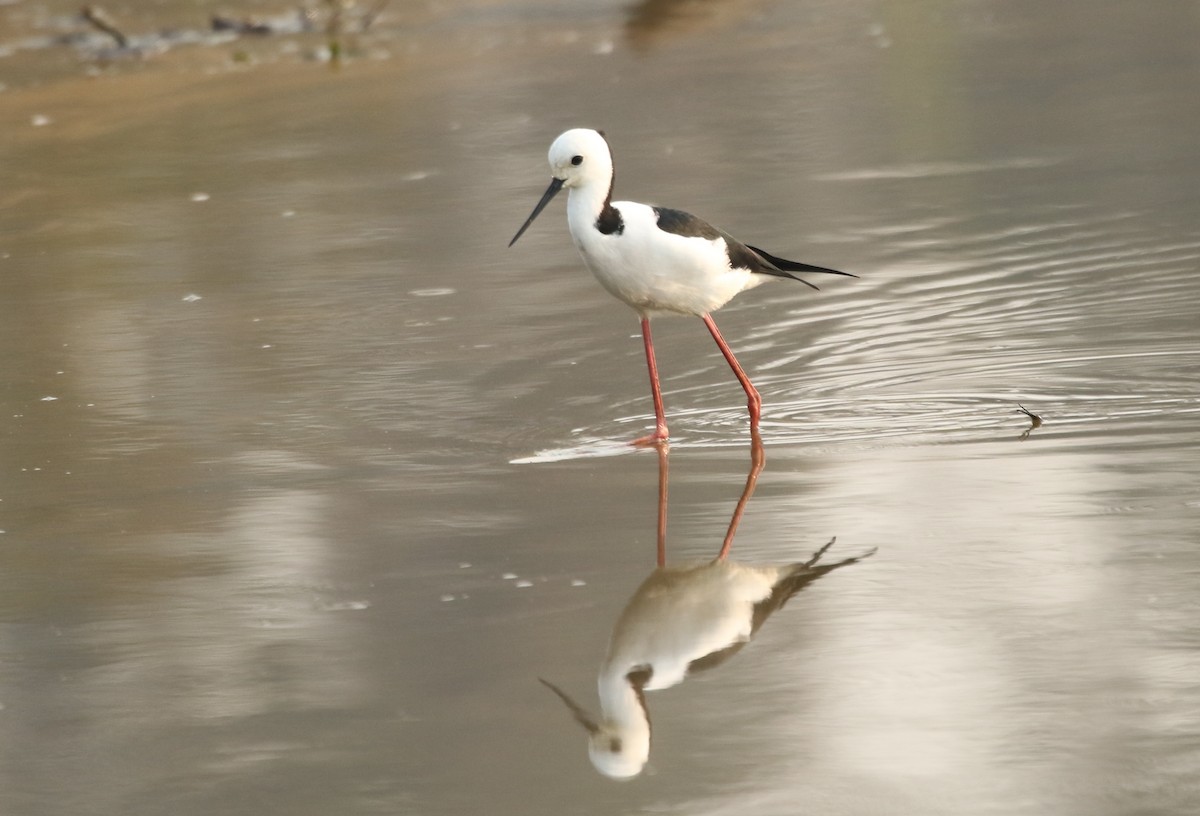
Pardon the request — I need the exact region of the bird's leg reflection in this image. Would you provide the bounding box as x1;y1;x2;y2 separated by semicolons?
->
541;432;874;779
715;428;764;561
656;441;669;568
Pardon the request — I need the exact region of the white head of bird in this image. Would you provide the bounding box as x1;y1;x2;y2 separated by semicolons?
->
509;128;615;249
549;128;614;191
538;676;650;779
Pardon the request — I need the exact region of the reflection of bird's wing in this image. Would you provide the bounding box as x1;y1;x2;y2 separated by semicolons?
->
606;564;780;690
688;560;859;674
749;546;877;636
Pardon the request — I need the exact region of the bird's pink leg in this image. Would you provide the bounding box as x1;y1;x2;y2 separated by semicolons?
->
701;313;762;429
631;316;669;446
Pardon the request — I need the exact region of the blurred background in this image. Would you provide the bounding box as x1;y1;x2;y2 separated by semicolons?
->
2;1;1198;814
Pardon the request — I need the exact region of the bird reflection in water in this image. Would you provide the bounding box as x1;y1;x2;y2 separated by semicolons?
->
540;434;875;778
623;0;749;52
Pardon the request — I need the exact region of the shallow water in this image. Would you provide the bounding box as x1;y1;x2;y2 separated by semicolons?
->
2;1;1199;814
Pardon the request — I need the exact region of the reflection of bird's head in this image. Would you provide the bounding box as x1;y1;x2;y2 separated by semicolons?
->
539;677;650;779
587;724;649;780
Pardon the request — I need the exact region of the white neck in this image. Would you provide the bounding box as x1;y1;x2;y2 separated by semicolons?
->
597;669;650;741
567;178;611;236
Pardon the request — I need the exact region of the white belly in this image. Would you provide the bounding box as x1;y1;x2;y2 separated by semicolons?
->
570;201;764;316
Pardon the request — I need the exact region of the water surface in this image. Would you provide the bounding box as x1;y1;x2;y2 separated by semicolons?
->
2;1;1198;814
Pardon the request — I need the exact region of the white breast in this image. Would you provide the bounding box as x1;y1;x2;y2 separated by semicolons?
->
568;201;764;317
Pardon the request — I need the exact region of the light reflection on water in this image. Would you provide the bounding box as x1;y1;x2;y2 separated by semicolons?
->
563;200;1200;450
2;1;1199;814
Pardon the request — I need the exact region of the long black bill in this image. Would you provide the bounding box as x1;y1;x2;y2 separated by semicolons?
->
538;677;601;735
509;177;565;247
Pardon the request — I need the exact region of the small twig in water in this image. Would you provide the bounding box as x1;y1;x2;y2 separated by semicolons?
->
361;0;390;31
325;0;348;36
82;5;128;49
211;15;273;36
1017;404;1043;441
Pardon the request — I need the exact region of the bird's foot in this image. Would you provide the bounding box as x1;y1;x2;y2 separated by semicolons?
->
747;399;762;430
630;426;669;447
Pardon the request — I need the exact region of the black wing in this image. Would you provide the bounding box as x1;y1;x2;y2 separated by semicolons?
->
652;206;723;240
686;640;750;675
651;206;853;289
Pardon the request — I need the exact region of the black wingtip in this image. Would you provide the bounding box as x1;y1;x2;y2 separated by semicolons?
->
746;244;858;278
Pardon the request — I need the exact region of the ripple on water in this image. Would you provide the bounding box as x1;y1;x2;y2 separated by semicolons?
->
517;210;1200;459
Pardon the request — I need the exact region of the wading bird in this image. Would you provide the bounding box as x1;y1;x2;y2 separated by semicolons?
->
509;128;854;444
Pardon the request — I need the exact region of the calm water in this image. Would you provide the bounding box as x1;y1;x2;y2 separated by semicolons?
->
2;1;1198;814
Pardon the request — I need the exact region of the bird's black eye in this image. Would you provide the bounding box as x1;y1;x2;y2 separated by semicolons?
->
571;155;583;166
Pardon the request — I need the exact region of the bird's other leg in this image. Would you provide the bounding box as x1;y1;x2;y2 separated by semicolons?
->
631;316;670;446
701;313;762;430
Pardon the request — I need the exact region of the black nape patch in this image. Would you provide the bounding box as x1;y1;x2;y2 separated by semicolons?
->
626;665;653;688
596;174;624;235
653;207;722;240
592;132;623;235
596;205;624;235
